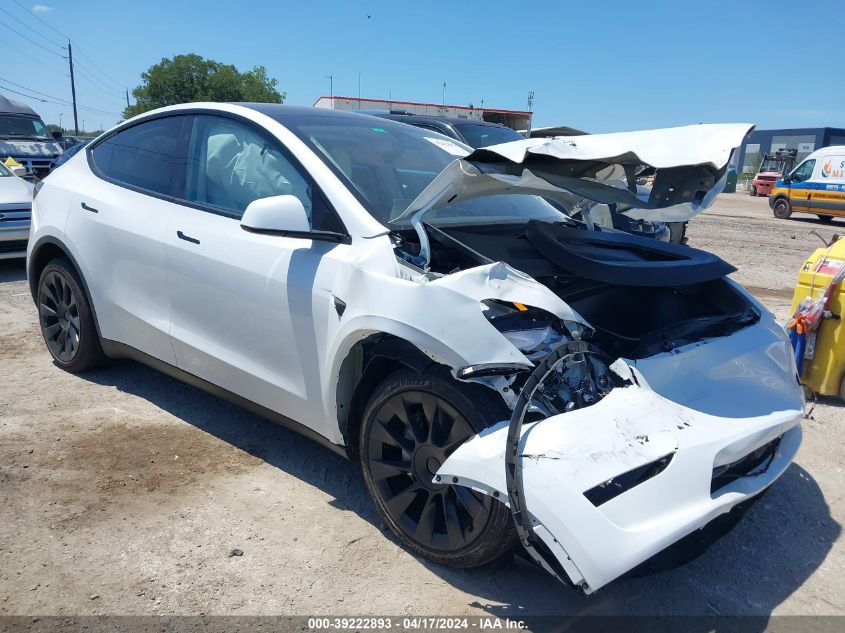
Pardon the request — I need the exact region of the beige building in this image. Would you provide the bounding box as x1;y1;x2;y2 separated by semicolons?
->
313;95;532;133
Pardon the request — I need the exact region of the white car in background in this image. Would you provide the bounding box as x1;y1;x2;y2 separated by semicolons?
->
0;160;33;259
26;103;803;593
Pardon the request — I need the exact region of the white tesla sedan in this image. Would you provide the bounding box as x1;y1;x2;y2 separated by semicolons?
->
26;103;803;593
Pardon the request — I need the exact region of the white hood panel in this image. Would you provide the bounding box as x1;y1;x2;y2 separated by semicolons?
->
392;123;754;226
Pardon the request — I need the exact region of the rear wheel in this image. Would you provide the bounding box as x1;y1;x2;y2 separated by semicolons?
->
360;368;516;567
37;258;106;372
817;214;834;223
772;198;792;219
750;185;758;197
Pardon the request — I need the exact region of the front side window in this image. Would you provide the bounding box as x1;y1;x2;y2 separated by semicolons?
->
91;116;186;195
791;159;815;183
184;115;341;232
0;162;10;177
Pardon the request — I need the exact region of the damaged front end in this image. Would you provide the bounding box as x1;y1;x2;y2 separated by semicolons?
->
436;314;803;593
379;123;804;593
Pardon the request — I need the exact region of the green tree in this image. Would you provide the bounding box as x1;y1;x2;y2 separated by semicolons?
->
124;54;285;119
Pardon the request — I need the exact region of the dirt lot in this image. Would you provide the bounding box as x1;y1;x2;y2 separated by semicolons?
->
0;194;843;620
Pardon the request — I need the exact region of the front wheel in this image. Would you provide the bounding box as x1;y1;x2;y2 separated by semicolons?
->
772;198;792;219
360;368;516;568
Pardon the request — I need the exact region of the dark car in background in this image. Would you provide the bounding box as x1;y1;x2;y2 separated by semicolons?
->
53;134;87;151
362;111;525;148
49;139;89;170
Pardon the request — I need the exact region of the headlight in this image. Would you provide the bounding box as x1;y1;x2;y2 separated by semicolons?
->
482;300;567;360
501;327;563;360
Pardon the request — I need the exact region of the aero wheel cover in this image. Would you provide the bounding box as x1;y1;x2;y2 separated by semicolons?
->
39;271;81;363
366;390;493;552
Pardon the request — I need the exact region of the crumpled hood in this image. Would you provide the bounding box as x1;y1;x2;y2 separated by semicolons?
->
391;123;753;225
0;139;63;159
0;175;34;205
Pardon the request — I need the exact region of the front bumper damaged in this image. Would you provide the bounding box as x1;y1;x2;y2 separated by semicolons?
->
436;317;804;593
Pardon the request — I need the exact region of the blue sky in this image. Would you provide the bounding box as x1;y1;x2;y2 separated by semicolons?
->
1;0;843;133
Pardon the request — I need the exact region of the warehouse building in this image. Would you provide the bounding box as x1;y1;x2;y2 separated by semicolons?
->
313;96;532;133
737;127;845;174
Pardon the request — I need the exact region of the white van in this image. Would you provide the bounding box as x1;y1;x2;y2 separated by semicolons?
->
770;146;845;221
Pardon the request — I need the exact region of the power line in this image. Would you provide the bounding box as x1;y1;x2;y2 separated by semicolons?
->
0;78;121;117
11;0;70;41
73;61;124;98
0;21;64;57
0;75;69;102
0;36;67;76
9;0;126;91
0;6;64;50
74;46;126;90
0;84;52;103
74;73;124;104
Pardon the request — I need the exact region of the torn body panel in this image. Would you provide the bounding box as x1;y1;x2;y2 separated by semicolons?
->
436;311;803;593
323;242;590;439
390;124;753;269
394;124;753;225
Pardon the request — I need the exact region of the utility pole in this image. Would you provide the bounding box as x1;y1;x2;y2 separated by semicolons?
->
67;41;79;135
358;72;361;105
442;82;446;106
527;91;535;137
59;113;62;130
325;75;333;99
125;88;130;110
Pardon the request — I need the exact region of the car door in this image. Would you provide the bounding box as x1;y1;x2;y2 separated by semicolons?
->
787;158;816;211
65;114;191;363
165;113;350;428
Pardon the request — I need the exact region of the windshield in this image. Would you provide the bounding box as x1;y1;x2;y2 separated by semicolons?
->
759;158;783;173
285;115;565;228
453;123;524;148
0;115;49;140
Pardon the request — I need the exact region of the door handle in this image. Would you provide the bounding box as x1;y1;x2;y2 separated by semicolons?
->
80;202;99;213
177;230;200;245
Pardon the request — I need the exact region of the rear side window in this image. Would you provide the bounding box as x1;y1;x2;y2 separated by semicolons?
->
91;116;186;195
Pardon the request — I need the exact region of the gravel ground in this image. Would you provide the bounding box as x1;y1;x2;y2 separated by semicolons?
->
0;194;842;621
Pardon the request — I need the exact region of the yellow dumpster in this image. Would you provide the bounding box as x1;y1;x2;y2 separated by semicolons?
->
790;238;845;399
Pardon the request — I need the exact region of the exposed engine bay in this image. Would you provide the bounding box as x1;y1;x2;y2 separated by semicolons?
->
392;219;760;361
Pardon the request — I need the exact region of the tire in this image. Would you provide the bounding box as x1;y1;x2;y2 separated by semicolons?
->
772;198;792;219
817;214;834;223
360;367;516;568
37;257;107;372
750;185;757;197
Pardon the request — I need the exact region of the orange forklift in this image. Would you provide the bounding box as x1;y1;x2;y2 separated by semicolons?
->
750;148;797;197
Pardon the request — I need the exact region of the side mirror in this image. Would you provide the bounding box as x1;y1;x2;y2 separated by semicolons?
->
10;165;27;178
240;195;310;235
51;130;63;140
